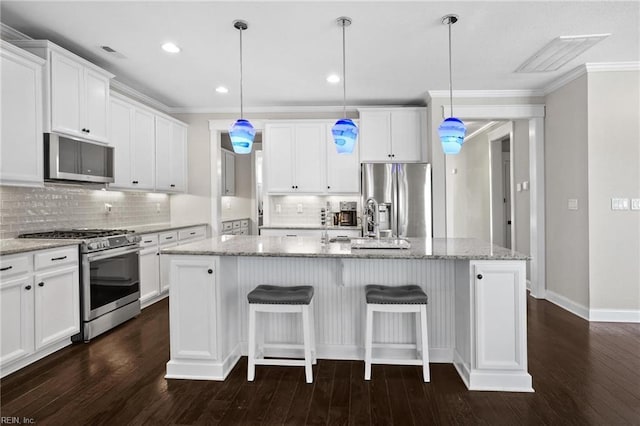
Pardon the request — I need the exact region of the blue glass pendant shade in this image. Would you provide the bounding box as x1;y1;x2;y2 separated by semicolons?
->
438;117;466;155
229;119;256;154
332;118;358;154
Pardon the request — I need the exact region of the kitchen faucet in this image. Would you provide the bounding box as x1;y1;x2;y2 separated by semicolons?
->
365;197;380;240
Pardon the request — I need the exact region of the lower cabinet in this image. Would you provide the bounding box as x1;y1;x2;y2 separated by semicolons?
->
221;218;250;236
140;225;208;309
0;247;80;378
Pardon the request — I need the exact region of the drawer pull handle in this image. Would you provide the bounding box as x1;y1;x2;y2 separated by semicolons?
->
286;234;297;237
144;240;153;243
25;285;32;290
0;266;13;271
477;274;483;280
165;236;174;240
38;282;44;287
190;232;196;235
51;256;67;261
170;184;176;188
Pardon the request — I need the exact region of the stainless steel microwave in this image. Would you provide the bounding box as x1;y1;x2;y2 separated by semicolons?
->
45;133;114;184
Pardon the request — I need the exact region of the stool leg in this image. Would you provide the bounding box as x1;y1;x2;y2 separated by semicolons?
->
302;305;313;383
310;299;317;365
364;304;373;380
248;305;256;381
415;310;422;358
420;305;430;382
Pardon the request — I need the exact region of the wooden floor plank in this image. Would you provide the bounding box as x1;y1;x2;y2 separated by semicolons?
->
1;297;639;425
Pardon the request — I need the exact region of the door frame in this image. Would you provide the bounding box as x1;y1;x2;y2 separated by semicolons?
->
437;104;545;299
487;122;514;250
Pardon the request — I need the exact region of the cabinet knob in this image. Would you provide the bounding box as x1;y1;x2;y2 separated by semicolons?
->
82;128;86;132
170;184;176;188
327;186;330;189
38;282;44;287
391;154;395;158
132;180;139;184
25;285;32;290
291;185;295;189
207;269;213;274
86;129;90;133
477;274;483;280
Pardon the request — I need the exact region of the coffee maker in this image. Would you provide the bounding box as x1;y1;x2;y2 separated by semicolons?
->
337;201;358;226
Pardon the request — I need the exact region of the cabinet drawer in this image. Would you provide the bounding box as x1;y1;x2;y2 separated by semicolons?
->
34;247;78;271
159;231;178;245
178;227;206;241
240;220;249;228
232;221;241;229
139;234;159;248
222;222;233;231
0;253;31;279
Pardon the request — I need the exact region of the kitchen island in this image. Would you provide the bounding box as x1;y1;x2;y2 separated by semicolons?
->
162;236;533;392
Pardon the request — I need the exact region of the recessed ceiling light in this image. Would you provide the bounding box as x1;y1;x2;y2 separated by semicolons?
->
326;74;340;84
161;42;181;53
516;34;610;73
215;86;229;94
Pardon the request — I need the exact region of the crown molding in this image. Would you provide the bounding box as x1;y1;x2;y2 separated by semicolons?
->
110;80;172;113
427;89;544;99
543;61;640;95
0;23;32;41
440;104;546;119
542;65;587;95
169;105;363;114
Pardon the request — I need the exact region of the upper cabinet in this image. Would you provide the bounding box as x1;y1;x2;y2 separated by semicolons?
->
155;116;187;193
0;41;45;187
15;41;114;144
359;107;425;162
325;123;360;193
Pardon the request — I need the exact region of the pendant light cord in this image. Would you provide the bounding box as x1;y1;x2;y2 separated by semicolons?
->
448;20;453;118
239;26;244;119
342;20;347;119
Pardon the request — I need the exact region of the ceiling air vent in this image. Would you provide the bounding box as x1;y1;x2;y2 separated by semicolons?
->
516;34;610;73
101;45;117;53
100;45;126;59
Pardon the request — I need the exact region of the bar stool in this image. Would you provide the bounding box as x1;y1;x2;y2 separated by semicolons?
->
247;285;316;383
364;284;430;382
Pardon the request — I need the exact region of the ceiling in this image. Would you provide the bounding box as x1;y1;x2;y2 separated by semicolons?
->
1;1;638;111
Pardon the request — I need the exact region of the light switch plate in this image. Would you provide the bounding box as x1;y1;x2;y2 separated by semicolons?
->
631;199;640;210
611;198;630;210
567;199;578;210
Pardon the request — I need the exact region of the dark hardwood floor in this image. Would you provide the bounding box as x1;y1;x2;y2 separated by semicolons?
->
1;297;639;425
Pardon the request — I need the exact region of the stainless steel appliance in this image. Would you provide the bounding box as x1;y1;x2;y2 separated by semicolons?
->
45;133;115;184
338;201;358;226
19;229;141;342
361;163;432;238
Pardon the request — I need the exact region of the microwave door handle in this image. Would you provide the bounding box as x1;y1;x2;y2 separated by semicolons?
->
87;246;141;261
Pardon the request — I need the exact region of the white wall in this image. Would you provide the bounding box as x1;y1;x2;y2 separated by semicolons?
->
544;75;590;309
587;71;640;311
221;152;253;222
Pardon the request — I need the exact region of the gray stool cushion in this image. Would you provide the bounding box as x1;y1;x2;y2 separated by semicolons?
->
248;285;314;305
365;285;428;305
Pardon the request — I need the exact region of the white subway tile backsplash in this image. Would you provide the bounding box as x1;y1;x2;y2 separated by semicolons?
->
267;195;360;227
0;184;170;239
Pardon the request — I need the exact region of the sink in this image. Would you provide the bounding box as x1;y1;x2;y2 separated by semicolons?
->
350;238;411;250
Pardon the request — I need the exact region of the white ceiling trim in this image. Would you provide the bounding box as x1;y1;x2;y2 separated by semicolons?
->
542;64;587;96
427;89;544;99
440;104;546;119
0;22;30;41
171;105;364;114
542;61;640;95
110;80;172;113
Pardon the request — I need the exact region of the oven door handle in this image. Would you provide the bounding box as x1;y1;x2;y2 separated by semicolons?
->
87;246;141;261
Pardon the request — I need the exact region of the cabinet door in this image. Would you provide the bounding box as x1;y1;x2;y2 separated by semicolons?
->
359;111;391;162
265;124;295;192
0;47;43;186
223;151;235;196
34;265;80;350
109;98;133;188
325;124;360;193
139;245;160;304
294;123;325;193
390;109;422;162
83;69;110;143
155;116;172;191
169;123;187;192
50;51;83;137
132;108;156;190
0;276;34;365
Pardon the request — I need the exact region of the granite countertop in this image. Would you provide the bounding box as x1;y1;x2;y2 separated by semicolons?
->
123;223;208;235
162;236;530;260
260;225;361;230
0;239;82;256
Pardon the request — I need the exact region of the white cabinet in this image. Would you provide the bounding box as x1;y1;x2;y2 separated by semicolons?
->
0;247;80;378
325;124;360;193
264;122;326;193
221;219;249;236
0;41;44;187
159;231;179;294
222;150;236;196
359;108;425;162
156;117;187;193
15;41;114;144
110;95;156;190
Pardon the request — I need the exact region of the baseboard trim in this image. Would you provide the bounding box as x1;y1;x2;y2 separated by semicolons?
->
589;309;640;323
545;290;590;321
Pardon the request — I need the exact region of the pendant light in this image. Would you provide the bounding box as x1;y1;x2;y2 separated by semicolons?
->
332;16;358;154
438;14;466;155
229;19;255;154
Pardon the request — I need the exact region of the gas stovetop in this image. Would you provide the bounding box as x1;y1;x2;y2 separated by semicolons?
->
18;229;140;252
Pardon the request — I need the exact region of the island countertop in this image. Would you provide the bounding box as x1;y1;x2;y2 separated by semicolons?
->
162;235;529;260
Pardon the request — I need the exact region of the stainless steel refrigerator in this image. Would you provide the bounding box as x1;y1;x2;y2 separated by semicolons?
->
361;163;432;238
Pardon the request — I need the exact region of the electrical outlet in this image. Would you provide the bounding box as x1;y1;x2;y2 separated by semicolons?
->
516;183;522;192
631;199;640;210
297;204;303;213
156;203;161;213
567;199;578;210
104;203;112;214
275;204;281;214
522;181;529;191
611;198;630;210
